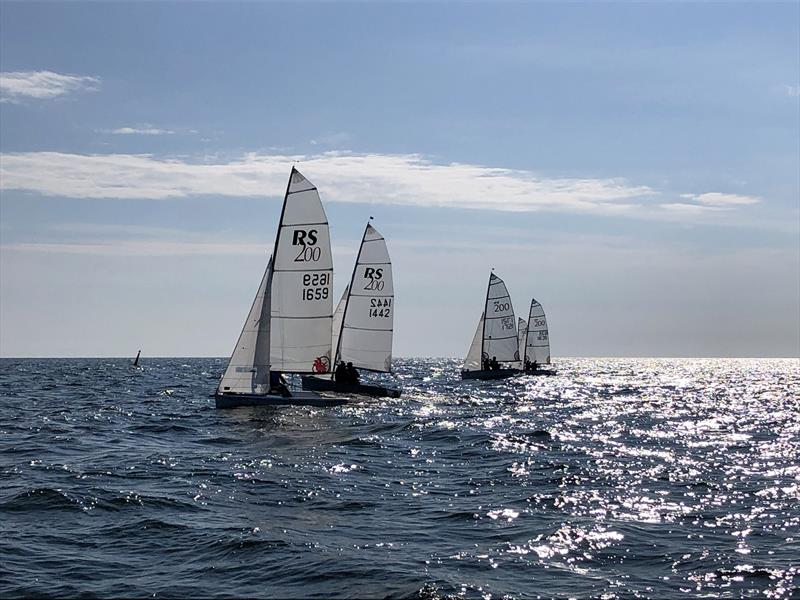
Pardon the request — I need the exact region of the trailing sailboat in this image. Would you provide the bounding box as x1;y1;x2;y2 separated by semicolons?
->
461;272;521;380
215;167;346;408
302;221;400;398
521;298;556;376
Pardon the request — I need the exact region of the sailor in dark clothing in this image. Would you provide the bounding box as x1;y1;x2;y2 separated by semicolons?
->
482;357;490;371
269;371;291;397
345;362;360;385
531;360;539;372
334;361;348;383
490;356;500;370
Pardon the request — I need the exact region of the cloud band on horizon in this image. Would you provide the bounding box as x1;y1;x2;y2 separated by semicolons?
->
0;150;760;218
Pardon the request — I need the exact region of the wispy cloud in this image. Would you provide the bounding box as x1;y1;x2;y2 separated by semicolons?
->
109;126;175;136
785;84;800;97
660;202;725;214
0;150;654;216
310;131;353;147
0;70;100;103
678;192;761;207
0;151;765;222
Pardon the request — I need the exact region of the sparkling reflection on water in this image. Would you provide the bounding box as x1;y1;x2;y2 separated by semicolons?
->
0;357;798;598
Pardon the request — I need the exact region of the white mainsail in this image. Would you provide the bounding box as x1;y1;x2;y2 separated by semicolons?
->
270;168;334;373
219;258;273;394
463;313;484;371
525;298;551;364
335;223;394;372
482;273;519;364
517;317;527;368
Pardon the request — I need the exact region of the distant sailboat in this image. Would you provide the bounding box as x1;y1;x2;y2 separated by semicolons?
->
461;272;521;380
302;221;401;397
521;298;557;376
215;167;347;408
517;318;527;368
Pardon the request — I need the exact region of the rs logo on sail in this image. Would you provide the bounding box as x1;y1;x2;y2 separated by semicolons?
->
363;267;385;291
293;229;321;262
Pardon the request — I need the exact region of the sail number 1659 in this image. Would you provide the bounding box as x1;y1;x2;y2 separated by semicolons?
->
302;273;330;301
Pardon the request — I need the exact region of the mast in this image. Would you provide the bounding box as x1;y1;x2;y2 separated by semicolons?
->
480;271;493;367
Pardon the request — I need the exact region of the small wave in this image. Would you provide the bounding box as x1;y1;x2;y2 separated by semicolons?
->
0;488;79;512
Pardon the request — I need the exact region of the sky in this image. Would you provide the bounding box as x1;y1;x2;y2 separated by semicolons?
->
0;1;798;358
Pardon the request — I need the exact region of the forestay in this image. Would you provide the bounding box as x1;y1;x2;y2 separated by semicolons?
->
525;298;551;364
336;223;394;372
270;168;334;373
463;313;484;371
219;259;273;394
483;273;519;363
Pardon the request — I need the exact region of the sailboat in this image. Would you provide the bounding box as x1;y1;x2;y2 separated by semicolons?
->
214;167;347;408
302;221;401;398
520;298;557;376
517;318;527;366
461;272;521;380
132;350;142;368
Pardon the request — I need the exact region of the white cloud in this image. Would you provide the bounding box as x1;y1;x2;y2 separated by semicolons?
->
660;202;725;214
785;84;800;97
109;126;174;136
0;70;100;103
0;150;654;216
679;192;761;207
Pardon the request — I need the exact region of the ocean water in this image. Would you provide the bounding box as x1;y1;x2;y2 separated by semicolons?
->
0;357;798;599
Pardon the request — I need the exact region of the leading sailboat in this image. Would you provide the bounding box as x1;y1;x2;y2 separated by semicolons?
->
461;272;521;380
215;167;346;408
302;220;401;398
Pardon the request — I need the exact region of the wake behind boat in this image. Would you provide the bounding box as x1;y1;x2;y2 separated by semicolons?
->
461;272;521;380
215;168;347;408
302;220;401;398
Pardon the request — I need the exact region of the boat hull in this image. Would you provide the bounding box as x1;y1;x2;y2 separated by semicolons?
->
301;376;401;398
214;391;348;409
461;368;520;381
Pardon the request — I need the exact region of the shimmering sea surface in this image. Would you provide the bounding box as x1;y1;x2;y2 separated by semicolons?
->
1;357;798;599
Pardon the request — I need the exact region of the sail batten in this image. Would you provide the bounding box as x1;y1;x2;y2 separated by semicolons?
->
336;223;394;373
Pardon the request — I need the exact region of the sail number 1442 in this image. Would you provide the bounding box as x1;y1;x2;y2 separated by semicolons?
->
369;298;392;318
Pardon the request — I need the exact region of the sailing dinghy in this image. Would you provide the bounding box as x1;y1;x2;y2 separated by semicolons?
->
461;272;521;380
302;221;400;398
215;167;347;408
521;298;556;376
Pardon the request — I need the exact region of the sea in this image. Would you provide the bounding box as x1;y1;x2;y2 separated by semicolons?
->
1;357;798;599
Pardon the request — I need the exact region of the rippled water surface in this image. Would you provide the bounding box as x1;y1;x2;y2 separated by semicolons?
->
1;357;798;598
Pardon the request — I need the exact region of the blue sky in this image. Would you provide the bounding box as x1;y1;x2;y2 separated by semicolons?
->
1;1;798;358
